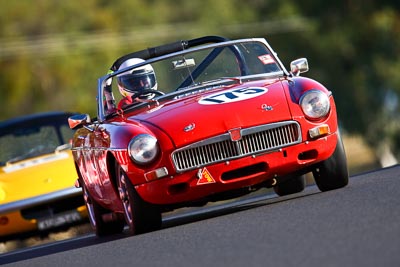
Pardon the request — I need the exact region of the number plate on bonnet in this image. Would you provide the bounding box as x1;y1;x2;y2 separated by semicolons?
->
37;210;82;231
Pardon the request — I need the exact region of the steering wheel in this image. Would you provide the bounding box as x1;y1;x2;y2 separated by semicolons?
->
131;89;165;99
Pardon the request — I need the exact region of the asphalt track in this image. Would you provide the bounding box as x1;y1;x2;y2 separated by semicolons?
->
1;165;400;267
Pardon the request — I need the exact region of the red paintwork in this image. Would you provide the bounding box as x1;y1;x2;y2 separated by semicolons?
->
133;79;292;147
72;76;338;212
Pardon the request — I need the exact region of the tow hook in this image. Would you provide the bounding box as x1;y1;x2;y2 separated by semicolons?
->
266;178;277;188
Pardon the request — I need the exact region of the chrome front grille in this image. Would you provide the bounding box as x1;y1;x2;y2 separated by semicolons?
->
172;121;301;172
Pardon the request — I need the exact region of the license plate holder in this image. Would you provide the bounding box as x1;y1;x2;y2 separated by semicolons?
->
37;210;82;231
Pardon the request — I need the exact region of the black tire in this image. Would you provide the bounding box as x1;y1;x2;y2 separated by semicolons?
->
82;182;125;236
116;164;162;235
312;132;349;191
273;175;306;196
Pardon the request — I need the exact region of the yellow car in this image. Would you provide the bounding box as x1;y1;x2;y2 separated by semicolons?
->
0;112;87;241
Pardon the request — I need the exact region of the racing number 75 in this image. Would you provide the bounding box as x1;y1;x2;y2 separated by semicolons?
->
201;88;266;104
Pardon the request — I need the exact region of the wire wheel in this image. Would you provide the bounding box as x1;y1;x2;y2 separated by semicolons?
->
82;181;124;236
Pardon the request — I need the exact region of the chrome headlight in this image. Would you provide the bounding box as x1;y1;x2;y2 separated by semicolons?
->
128;134;159;165
300;90;330;119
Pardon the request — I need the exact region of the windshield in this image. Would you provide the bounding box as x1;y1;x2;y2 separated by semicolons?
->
158;42;281;91
0;119;74;166
102;40;284;117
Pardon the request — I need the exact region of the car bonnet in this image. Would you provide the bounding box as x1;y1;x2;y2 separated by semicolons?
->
131;80;292;148
0;150;78;204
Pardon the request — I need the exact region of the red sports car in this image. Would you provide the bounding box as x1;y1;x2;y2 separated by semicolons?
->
69;36;348;236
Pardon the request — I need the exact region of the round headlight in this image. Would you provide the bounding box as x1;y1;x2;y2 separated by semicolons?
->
300;90;330;119
128;134;159;165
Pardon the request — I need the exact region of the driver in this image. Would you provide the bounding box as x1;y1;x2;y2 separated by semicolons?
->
117;58;158;109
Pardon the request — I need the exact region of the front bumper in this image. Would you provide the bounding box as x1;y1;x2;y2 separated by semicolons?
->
0;206;87;239
0;206;88;241
136;132;338;205
0;187;87;239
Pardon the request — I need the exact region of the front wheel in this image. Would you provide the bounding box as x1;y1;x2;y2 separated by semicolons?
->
116;164;162;235
82;182;124;236
312;132;349;191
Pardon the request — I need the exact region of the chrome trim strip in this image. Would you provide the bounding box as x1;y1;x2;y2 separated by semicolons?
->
71;147;126;152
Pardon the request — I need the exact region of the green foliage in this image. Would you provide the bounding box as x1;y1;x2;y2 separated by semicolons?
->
0;0;399;159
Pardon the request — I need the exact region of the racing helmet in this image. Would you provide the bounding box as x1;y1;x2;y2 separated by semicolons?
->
117;58;157;99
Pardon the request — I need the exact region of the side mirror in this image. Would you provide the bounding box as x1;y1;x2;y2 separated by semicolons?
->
290;58;309;76
68;114;91;129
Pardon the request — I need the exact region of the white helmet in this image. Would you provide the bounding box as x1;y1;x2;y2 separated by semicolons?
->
117;58;157;99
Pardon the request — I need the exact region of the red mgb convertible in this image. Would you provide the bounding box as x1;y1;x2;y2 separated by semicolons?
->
69;36;348;236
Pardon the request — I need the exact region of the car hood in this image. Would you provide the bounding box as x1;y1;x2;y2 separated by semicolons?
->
130;79;292;148
0;151;78;205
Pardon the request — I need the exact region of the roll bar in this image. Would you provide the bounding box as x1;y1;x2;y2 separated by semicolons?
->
110;36;230;71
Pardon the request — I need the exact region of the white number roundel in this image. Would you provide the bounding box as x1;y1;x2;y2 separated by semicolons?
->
199;87;268;105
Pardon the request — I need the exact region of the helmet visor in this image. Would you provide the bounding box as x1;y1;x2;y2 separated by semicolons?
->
118;72;156;94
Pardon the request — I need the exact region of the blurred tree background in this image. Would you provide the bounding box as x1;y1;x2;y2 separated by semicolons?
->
0;0;399;170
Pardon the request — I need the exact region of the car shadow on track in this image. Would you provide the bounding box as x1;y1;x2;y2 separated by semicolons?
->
1;186;322;265
0;231;128;264
161;186;321;229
